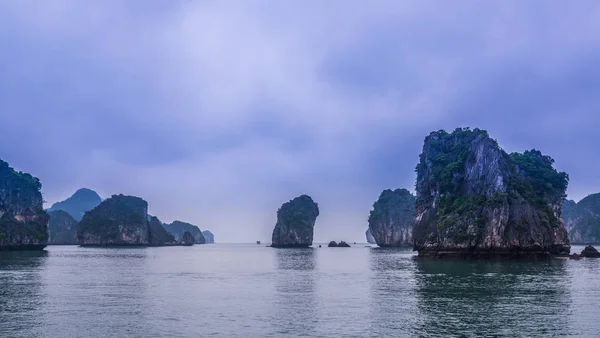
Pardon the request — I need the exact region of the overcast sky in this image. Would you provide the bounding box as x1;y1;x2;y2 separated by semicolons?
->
1;1;599;242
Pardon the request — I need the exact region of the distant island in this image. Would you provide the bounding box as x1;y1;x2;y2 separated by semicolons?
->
163;221;206;244
43;188;215;247
564;194;600;244
48;188;102;221
413;128;570;258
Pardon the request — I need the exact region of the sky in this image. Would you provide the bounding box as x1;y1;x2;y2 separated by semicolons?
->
1;1;600;243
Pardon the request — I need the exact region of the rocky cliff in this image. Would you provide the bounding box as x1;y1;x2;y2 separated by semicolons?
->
366;228;376;244
163;221;206;244
182;231;195;246
563;194;600;244
202;230;214;244
77;194;150;246
413;128;570;257
48;210;78;245
148;216;177;246
0;159;49;250
271;195;319;248
368;189;415;247
48;188;102;221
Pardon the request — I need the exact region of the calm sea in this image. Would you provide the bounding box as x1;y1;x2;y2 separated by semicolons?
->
0;244;599;337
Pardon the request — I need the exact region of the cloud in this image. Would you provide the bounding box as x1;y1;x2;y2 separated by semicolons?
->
1;1;599;241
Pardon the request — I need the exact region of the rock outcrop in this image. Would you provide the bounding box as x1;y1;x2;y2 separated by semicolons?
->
148;216;176;246
563;194;600;244
271;195;319;248
368;189;415;247
413;128;570;258
163;221;206;244
580;245;600;258
365;229;376;244
0;159;49;250
78;194;150;246
202;230;215;244
48;188;102;221
182;231;195;246
328;241;338;247
48;210;78;245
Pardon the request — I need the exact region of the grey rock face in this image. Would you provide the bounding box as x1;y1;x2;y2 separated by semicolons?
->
148;216;176;246
48;210;78;245
0;159;49;250
563;194;600;244
368;189;415;247
77;194;150;246
366;229;376;244
271;195;319;248
413;128;570;257
182;231;195;246
202;230;215;243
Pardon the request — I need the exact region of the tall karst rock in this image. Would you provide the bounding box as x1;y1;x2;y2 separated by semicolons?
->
413;128;570;258
368;189;416;247
0;159;49;250
271;195;319;248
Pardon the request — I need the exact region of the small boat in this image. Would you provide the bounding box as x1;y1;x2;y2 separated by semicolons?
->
256;240;261;245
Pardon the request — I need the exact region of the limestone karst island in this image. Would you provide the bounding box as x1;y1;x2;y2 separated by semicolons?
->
2;128;599;258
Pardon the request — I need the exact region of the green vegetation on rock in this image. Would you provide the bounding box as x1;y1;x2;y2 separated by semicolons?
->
368;189;415;247
77;194;149;246
271;195;319;247
0;159;49;250
413;128;570;256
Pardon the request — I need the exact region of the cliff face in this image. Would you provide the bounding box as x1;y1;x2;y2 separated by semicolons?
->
48;188;101;221
163;221;206;244
413;128;570;257
148;216;176;246
77;194;149;246
182;231;195;246
48;210;78;245
368;189;415;247
202;230;214;244
563;194;600;244
271;195;319;248
0;160;49;250
366;228;376;244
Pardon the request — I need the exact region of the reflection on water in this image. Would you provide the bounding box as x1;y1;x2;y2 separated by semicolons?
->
368;248;421;336
273;249;317;336
1;245;600;337
413;258;571;337
0;251;47;337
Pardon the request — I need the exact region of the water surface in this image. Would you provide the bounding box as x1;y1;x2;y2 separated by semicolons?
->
1;244;598;337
